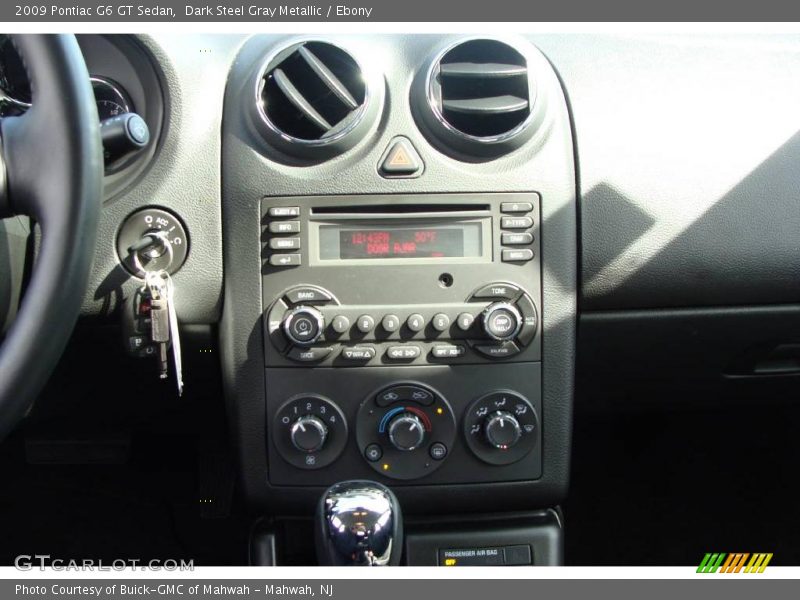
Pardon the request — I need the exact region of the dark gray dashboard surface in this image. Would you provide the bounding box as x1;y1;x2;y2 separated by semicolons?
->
536;34;800;310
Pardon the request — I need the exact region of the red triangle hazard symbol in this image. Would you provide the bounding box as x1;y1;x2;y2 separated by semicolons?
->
388;146;412;167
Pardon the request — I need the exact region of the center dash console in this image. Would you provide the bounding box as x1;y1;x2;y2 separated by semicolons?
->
261;193;543;486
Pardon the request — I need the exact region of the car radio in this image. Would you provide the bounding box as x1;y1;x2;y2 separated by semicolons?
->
262;193;541;368
261;193;543;486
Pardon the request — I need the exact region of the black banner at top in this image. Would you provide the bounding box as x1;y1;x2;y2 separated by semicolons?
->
3;0;800;22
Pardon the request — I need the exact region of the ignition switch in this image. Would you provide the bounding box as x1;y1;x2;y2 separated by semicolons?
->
117;207;189;277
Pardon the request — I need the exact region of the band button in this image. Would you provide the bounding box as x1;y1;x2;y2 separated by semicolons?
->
284;286;331;304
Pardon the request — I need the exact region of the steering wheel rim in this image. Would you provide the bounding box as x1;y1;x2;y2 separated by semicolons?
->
0;35;103;441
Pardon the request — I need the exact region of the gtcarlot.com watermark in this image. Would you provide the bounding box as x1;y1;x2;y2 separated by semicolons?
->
14;554;194;572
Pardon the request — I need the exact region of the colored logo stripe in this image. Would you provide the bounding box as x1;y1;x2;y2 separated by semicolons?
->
697;553;773;573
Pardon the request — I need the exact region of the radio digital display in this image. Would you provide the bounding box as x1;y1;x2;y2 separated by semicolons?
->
318;222;483;261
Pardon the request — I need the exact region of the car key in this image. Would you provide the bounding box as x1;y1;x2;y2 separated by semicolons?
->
145;271;171;380
164;272;184;396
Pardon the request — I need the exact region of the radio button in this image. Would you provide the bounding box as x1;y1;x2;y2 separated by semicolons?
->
341;346;376;361
474;342;521;359
500;216;533;230
269;220;300;234
356;315;375;334
331;315;351;334
502;249;534;263
406;313;425;333
268;206;300;218
386;345;422;360
269;253;301;267
381;314;401;333
501;202;533;214
287;346;334;362
501;232;533;245
472;283;521;300
269;237;301;250
285;286;331;304
431;344;466;359
431;313;450;332
456;313;475;331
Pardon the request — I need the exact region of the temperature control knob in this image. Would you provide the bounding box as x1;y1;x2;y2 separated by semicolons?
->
481;302;523;341
387;413;426;452
290;415;328;453
283;306;325;346
484;411;522;449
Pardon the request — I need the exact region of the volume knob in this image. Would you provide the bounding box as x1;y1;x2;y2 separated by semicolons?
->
481;302;523;341
283;306;325;346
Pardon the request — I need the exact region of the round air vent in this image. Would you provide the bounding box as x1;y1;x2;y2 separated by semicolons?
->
413;38;540;160
252;40;381;161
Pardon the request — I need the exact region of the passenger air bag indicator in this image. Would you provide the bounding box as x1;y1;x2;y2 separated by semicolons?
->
439;545;532;566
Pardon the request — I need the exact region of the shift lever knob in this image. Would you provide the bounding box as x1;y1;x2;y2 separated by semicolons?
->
315;480;403;566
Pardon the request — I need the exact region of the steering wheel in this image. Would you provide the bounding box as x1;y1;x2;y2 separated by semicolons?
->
0;35;103;441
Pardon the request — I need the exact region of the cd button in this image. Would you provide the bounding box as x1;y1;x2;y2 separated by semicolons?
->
431;344;466;359
386;345;422;360
500;202;533;214
341;346;376;361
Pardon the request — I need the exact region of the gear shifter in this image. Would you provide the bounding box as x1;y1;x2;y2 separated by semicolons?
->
315;480;403;566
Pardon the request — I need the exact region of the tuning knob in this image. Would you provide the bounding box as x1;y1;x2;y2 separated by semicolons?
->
290;415;328;453
481;302;523;341
484;410;522;450
387;413;426;451
283;306;325;346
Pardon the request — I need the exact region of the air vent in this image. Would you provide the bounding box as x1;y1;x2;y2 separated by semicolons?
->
413;39;539;160
253;41;380;161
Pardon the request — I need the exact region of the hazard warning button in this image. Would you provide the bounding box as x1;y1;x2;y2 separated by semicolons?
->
378;136;423;177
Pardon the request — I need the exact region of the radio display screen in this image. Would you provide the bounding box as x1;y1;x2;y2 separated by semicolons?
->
318;222;483;261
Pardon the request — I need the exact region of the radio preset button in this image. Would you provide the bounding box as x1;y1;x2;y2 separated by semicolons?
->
406;313;425;333
501;232;533;246
268;220;300;234
381;314;401;333
269;237;300;250
341;346;376;361
474;342;521;359
431;313;450;332
456;312;475;331
331;315;350;334
472;283;521;300
501;202;533;214
268;206;300;218
502;249;534;263
431;344;466;359
285;286;331;304
287;346;333;362
386;346;422;360
500;216;533;230
356;315;375;334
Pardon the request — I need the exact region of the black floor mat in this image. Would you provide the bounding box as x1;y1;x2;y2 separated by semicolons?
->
564;399;800;566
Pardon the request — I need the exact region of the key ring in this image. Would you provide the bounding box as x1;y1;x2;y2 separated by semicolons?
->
132;231;174;277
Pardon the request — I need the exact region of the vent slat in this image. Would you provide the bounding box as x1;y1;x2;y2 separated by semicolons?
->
442;95;528;115
272;68;332;132
298;45;359;110
440;62;527;78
